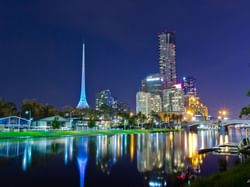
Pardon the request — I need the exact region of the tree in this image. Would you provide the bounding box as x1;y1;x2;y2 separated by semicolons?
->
43;104;57;117
88;119;96;128
99;104;114;120
151;112;161;126
21;99;45;119
247;89;250;97
0;98;18;117
52;118;61;129
240;90;250;118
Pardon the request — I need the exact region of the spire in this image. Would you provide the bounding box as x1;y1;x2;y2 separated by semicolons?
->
76;43;89;109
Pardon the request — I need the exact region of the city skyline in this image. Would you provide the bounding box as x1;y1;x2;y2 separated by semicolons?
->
0;0;250;117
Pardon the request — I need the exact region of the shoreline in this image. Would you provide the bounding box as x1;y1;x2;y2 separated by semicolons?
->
0;128;180;139
188;158;250;187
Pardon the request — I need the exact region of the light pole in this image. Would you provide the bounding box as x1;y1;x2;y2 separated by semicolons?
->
218;109;228;120
25;110;32;129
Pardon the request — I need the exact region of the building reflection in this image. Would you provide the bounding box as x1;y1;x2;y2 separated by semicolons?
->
93;131;229;186
0;137;75;171
95;134;129;175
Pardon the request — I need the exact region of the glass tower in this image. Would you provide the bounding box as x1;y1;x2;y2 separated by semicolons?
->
158;32;177;88
77;43;89;109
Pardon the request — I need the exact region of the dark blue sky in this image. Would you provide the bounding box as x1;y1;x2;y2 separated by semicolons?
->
0;0;250;117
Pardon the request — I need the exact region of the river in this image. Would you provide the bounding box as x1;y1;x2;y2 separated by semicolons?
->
0;128;249;187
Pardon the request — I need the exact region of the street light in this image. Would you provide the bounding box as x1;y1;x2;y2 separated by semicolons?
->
218;109;228;120
25;110;32;129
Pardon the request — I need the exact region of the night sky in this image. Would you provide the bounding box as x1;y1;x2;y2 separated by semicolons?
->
0;0;250;117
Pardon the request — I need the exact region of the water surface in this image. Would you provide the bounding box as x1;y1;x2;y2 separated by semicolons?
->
0;128;249;187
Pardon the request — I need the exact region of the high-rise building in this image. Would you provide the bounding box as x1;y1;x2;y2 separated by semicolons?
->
136;91;162;117
77;43;89;109
150;94;162;114
182;76;197;97
141;73;163;96
158;32;177;88
113;102;129;113
96;90;115;110
162;84;184;113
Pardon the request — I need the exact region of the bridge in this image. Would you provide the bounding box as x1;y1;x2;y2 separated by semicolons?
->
220;119;250;127
188;120;218;129
188;119;250;130
0;116;30;129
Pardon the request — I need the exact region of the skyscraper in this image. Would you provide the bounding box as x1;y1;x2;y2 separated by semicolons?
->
158;32;177;88
136;91;162;116
96;89;115;110
141;73;163;96
77;43;89;109
162;84;184;113
182;76;197;97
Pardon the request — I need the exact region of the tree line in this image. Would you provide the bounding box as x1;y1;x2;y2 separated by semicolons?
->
0;98;62;119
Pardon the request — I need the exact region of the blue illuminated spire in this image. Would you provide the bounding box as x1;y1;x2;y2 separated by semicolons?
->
77;43;89;109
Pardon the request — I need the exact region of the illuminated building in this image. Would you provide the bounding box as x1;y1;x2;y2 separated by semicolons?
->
141;73;163;96
158;32;177;88
162;84;184;113
136;92;162;116
77;43;89;109
182;76;197;97
115;102;129;112
96;89;115;110
184;96;208;121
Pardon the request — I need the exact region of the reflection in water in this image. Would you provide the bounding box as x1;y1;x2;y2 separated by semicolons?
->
77;137;88;187
0;128;249;187
22;143;32;171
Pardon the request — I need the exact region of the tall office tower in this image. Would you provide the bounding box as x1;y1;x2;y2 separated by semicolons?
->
77;43;89;109
162;84;184;113
141;73;163;96
95;89;115;110
158;32;177;88
136;91;162;117
182;76;197;96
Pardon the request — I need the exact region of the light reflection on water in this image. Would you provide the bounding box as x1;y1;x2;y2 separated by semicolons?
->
0;128;249;187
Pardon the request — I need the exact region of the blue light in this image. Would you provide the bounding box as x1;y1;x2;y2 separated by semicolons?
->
77;43;89;109
183;76;186;80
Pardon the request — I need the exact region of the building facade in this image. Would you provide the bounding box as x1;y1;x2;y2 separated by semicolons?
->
141;73;163;96
183;96;208;121
158;32;177;88
162;84;184;113
96;90;115;111
182;76;197;97
136;92;162;117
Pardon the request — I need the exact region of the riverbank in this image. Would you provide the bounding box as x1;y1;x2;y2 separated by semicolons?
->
0;128;179;139
189;158;250;187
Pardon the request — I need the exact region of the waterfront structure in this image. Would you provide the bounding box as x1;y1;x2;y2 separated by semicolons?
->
0;116;30;129
136;91;162;117
182;76;197;97
141;73;163;96
162;84;184;113
77;43;89;109
96;90;115;111
183;96;208;121
31;115;70;130
158;32;177;88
